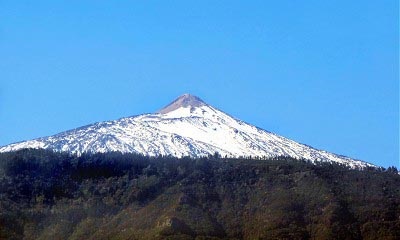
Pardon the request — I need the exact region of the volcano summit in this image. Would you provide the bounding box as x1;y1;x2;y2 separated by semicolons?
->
0;94;372;168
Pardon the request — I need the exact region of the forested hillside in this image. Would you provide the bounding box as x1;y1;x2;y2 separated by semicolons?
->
0;149;399;240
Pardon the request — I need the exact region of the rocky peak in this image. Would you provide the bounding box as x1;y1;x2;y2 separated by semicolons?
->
158;94;207;114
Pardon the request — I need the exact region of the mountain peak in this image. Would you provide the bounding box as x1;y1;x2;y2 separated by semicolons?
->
158;94;207;114
0;93;373;169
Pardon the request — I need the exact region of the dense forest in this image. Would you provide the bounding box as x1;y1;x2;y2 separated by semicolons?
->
0;149;399;240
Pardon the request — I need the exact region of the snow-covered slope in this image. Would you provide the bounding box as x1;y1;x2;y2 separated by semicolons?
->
0;94;373;168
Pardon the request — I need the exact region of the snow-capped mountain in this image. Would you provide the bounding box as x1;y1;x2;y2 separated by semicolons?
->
0;94;373;168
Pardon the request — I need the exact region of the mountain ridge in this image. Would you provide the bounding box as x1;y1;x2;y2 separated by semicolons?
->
0;94;374;168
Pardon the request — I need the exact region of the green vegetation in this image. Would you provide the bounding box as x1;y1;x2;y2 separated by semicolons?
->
0;149;399;239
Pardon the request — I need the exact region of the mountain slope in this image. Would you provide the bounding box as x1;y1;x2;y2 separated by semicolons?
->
0;94;372;168
1;150;398;240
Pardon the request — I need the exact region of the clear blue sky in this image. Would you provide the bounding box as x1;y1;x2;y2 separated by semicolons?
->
1;1;398;167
